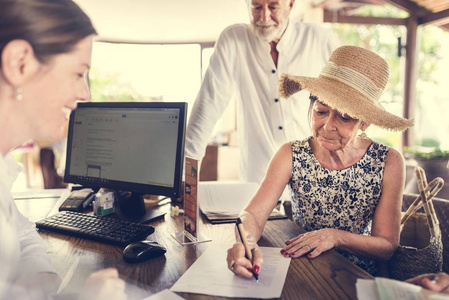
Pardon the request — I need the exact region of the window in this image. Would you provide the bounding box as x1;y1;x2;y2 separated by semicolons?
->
414;26;449;150
330;5;449;151
330;21;406;148
90;42;202;120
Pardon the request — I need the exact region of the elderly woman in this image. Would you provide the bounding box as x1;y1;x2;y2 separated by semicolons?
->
226;45;413;278
0;1;126;299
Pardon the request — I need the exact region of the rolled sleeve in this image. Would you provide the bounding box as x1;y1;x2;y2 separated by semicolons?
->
185;26;237;161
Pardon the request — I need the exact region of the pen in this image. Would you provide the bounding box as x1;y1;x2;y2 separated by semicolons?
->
236;217;259;281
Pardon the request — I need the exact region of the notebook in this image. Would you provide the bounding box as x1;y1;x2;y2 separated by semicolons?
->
198;181;287;224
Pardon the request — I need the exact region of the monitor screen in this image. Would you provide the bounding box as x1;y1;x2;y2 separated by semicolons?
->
64;102;187;222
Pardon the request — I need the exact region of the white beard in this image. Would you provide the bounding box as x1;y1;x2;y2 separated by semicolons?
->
251;19;287;42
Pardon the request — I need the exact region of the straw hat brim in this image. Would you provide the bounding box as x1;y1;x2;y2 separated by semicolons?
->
279;74;414;132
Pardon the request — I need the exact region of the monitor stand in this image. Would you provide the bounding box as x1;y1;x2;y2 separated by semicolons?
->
116;191;166;224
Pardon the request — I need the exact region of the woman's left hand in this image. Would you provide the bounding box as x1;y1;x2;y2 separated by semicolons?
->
281;228;340;258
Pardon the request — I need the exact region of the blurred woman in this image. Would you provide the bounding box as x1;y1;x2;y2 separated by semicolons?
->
0;1;126;299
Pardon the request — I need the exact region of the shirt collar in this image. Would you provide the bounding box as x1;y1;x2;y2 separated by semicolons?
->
276;20;293;53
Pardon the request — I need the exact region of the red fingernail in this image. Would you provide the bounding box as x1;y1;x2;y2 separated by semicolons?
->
247;267;253;272
285;241;290;245
280;249;285;254
253;265;260;274
283;252;289;256
289;252;295;257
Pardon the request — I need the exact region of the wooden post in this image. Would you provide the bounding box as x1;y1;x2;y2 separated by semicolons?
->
402;15;418;149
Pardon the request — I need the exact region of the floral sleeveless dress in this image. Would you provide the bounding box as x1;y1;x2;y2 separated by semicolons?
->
289;137;389;275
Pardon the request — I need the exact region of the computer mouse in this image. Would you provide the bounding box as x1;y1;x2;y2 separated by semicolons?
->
122;240;167;263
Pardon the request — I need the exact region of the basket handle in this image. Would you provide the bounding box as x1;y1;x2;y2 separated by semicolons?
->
416;167;441;227
400;168;444;238
417;169;436;237
401;177;444;224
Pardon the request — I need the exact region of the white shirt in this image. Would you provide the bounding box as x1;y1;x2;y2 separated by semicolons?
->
185;21;340;184
0;154;56;299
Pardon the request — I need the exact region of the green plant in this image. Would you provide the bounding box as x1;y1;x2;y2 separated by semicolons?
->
89;69;154;102
404;147;449;159
420;138;440;148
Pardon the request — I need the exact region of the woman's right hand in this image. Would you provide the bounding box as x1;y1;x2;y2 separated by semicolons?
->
226;242;263;279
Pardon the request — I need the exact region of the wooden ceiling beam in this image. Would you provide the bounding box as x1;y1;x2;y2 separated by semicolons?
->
439;23;449;31
342;0;384;4
428;3;449;12
382;0;428;15
419;8;449;25
323;10;407;25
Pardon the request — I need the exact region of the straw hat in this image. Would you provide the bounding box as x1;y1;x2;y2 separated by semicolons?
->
279;45;414;131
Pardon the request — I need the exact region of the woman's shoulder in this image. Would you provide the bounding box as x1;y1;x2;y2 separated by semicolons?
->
366;140;390;159
368;141;404;166
291;137;313;149
290;138;315;163
369;140;389;150
385;146;405;165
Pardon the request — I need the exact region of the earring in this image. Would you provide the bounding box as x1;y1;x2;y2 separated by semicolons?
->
359;130;368;139
16;87;23;101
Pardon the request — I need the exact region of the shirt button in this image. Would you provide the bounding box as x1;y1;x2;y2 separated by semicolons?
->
274;98;279;102
272;70;276;74
278;126;283;130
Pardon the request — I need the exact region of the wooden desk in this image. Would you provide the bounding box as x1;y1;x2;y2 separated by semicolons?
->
15;197;372;299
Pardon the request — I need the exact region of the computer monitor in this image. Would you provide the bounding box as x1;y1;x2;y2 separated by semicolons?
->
64;101;187;223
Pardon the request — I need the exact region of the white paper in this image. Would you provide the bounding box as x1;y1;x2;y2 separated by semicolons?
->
141;289;185;300
375;277;423;300
57;256;80;293
198;182;259;215
356;279;380;300
170;244;291;299
356;277;449;300
12;188;66;200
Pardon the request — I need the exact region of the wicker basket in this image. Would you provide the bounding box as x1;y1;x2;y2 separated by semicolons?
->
388;167;444;281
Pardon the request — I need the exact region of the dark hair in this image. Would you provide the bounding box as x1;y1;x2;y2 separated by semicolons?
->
0;0;97;66
308;94;360;126
307;94;318;129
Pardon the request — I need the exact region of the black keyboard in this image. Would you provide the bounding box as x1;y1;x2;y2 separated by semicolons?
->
36;211;155;246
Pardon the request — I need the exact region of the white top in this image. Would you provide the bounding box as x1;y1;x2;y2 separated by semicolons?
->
0;154;55;298
185;21;340;183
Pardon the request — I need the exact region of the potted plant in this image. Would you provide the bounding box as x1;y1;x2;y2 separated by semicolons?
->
404;146;449;198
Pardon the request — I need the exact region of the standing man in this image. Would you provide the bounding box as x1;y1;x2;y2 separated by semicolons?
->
186;0;340;184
